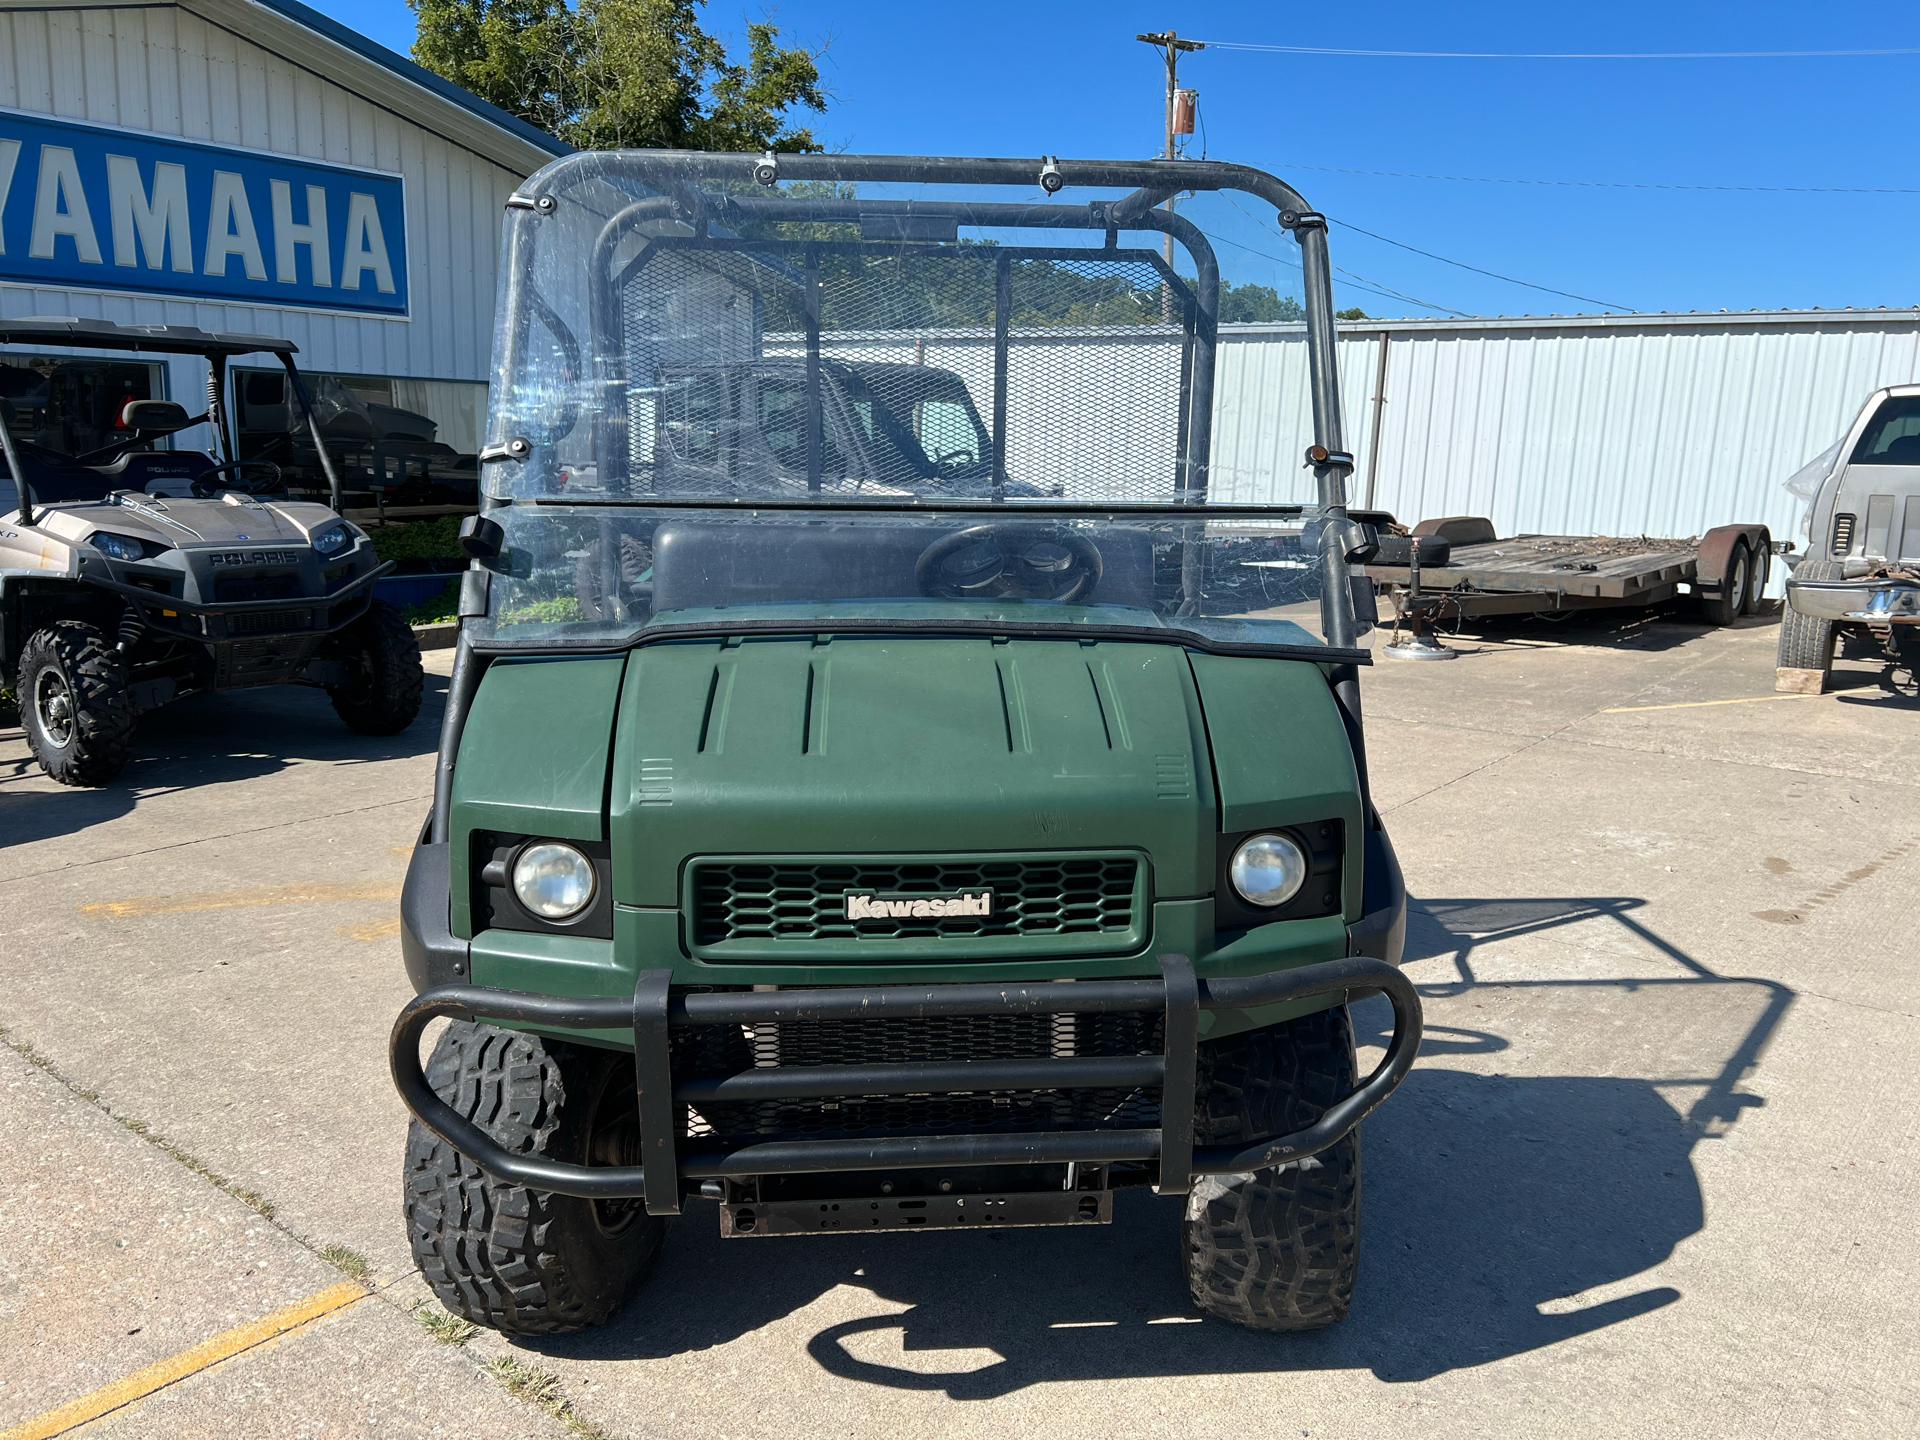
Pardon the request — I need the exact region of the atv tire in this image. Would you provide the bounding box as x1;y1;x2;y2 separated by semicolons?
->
405;1021;665;1336
18;621;136;786
327;599;423;735
1184;1004;1362;1331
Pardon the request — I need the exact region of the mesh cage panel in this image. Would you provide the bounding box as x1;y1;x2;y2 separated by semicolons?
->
609;235;1194;502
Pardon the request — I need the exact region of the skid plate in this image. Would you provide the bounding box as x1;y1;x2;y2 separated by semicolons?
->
720;1188;1112;1237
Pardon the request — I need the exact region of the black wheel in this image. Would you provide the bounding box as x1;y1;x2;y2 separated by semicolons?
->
1777;557;1840;683
1184;1004;1361;1331
1701;542;1749;626
404;1021;665;1336
326;600;423;735
17;621;135;786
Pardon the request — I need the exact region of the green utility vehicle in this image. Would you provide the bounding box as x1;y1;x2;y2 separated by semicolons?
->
391;152;1421;1335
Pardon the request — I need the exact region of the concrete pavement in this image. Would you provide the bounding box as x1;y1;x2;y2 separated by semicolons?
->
0;604;1914;1438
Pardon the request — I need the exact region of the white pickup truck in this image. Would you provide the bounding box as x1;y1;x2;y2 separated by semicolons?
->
1777;385;1920;691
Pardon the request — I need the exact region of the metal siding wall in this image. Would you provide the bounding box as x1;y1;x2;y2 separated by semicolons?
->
1212;317;1920;595
0;6;522;386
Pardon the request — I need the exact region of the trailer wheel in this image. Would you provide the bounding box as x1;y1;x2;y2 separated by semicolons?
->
1701;542;1750;626
18;621;136;786
326;600;423;735
1776;557;1840;692
1743;542;1770;614
1184;1005;1361;1331
404;1021;665;1336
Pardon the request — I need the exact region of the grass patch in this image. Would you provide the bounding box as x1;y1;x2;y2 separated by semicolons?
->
0;1022;277;1220
483;1356;608;1439
369;515;463;563
0;684;16;727
410;1300;479;1346
318;1244;373;1285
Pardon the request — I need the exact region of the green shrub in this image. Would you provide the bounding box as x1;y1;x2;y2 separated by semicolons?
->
369;516;464;562
502;596;583;626
400;579;460;626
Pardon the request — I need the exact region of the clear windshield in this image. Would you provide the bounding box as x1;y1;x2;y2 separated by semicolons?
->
473;153;1355;651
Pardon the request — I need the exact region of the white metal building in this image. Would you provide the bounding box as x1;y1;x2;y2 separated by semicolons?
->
1211;309;1920;564
0;0;566;455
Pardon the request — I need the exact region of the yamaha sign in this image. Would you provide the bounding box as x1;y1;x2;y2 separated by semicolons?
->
0;110;408;318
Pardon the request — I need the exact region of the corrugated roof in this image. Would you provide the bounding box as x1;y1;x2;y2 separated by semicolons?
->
241;0;570;161
1227;308;1920;337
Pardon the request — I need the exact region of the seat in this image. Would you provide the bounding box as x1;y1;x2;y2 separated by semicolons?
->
1880;433;1920;465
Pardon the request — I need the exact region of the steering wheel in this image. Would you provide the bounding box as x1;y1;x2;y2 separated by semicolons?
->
191;461;284;497
927;449;977;479
914;524;1104;604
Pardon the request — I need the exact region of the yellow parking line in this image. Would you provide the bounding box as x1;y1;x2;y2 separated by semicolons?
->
1602;693;1822;714
335;917;404;943
1;1281;366;1440
78;881;401;919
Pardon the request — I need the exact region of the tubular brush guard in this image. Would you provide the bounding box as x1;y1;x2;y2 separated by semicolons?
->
389;953;1422;1215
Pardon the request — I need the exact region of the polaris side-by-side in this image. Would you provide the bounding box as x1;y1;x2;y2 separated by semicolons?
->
0;318;423;783
390;152;1422;1335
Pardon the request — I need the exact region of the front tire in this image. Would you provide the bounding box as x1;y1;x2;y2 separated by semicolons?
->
18;621;136;786
327;599;423;735
404;1021;665;1336
1184;1005;1362;1331
1776;557;1840;692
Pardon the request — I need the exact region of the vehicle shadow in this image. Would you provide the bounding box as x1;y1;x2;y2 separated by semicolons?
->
1830;629;1920;708
526;893;1788;1393
1435;599;1765;655
0;671;446;852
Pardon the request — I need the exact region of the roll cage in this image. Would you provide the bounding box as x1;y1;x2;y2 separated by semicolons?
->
0;317;349;518
441;154;1373;844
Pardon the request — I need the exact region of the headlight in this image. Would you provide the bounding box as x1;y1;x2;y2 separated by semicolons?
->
89;531;152;561
1228;833;1308;908
310;521;357;556
512;842;597;920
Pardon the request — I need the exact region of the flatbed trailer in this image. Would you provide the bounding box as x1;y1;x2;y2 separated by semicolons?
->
1360;516;1778;649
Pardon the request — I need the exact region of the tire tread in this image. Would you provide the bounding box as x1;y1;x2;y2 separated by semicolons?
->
1183;1006;1362;1331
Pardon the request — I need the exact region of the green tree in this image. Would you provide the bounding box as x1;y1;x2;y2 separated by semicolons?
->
1335;306;1370;320
1218;282;1305;323
409;0;826;151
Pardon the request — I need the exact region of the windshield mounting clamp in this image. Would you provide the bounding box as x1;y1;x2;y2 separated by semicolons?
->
478;437;532;465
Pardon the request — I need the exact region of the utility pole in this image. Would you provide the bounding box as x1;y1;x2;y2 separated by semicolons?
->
1136;30;1203;317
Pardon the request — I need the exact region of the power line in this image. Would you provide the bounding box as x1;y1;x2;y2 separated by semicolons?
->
1329;218;1634;312
1277;159;1920;196
1197;40;1920;60
1199;226;1472;318
1221;191;1627;312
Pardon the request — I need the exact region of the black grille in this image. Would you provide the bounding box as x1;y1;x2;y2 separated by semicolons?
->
215;573;300;602
227;609;310;635
692;856;1139;946
673;1008;1163;1144
1832;512;1857;555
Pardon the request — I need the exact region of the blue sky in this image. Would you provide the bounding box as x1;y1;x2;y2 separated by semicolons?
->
336;1;1920;318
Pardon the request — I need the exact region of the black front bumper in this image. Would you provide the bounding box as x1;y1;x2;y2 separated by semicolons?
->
390;953;1422;1215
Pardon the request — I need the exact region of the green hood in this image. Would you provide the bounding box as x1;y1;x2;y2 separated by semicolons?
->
608;635;1217;908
